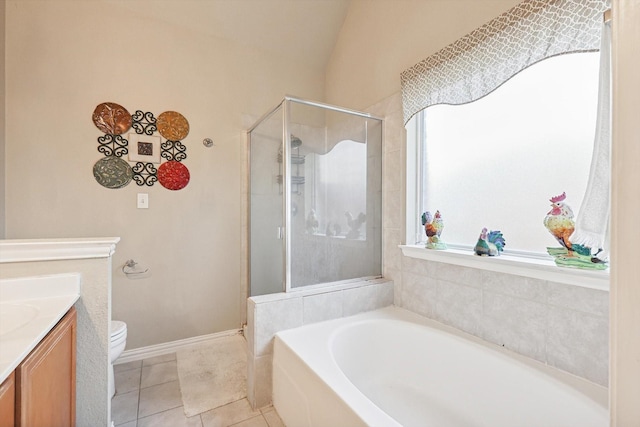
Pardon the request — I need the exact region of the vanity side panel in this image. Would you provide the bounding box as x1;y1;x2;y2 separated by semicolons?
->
0;258;111;427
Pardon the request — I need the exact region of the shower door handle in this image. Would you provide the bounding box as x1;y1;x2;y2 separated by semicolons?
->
277;227;284;239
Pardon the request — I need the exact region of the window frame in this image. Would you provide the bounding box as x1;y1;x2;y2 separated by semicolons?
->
403;96;609;291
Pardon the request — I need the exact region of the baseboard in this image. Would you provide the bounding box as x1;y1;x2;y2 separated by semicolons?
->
116;328;243;364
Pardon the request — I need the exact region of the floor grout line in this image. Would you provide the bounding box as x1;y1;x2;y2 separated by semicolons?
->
114;351;283;427
136;365;142;422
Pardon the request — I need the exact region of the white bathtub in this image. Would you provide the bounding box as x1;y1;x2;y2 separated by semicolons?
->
273;306;608;427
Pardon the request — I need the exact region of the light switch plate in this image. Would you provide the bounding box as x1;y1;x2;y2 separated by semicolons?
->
137;193;149;209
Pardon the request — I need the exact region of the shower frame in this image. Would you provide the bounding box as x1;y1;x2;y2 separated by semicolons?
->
247;95;384;294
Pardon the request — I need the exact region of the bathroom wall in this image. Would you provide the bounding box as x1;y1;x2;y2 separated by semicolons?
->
0;0;5;238
325;0;522;111
4;1;326;349
610;0;640;422
327;0;609;387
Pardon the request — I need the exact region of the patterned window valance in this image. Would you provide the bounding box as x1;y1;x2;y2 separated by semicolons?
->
401;0;609;124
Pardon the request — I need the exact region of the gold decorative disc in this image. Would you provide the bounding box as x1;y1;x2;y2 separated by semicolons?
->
92;102;132;135
157;111;189;141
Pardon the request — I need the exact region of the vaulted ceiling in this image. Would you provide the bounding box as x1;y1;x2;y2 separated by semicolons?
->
112;0;352;71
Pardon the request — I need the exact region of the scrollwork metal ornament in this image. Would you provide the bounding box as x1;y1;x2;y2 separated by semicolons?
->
132;162;158;186
131;110;157;136
97;134;129;157
161;140;187;162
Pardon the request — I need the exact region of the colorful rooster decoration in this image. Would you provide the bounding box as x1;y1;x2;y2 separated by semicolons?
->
345;211;366;239
543;192;575;250
474;228;505;256
422;211;447;250
544;192;607;270
306;209;319;234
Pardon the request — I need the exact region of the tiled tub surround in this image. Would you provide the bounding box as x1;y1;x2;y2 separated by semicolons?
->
245;278;394;408
273;307;607;427
397;256;609;386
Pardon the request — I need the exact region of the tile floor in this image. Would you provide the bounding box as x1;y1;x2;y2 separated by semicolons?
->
112;353;284;427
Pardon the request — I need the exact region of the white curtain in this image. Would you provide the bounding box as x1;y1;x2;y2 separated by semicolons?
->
570;21;611;260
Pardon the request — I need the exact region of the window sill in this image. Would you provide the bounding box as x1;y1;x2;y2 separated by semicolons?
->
399;245;609;291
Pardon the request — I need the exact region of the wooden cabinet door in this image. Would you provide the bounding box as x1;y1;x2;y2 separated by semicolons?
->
16;307;76;427
0;371;15;427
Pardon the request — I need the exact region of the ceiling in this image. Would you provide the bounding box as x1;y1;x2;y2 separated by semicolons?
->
112;0;352;71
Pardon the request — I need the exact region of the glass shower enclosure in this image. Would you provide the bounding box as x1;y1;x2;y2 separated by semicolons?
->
247;97;383;296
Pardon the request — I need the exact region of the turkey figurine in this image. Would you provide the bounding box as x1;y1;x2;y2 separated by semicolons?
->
543;192;575;250
422;210;447;250
474;228;505;256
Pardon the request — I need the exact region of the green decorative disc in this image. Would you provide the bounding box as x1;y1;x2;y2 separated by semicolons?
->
93;156;133;189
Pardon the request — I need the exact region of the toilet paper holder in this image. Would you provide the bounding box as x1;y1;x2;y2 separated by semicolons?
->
122;259;149;277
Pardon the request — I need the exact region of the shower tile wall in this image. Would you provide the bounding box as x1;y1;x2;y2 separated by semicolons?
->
367;93;405;306
369;92;609;388
245;278;394;408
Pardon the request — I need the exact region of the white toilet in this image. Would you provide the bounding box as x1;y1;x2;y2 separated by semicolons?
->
109;320;128;398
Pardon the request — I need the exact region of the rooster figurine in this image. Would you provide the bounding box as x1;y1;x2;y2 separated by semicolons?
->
474;228;505;256
422;210;447;250
345;211;366;239
543;192;607;270
306;209;319;234
543;192;575;250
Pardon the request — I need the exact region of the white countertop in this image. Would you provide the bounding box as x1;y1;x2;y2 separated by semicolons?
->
0;274;81;383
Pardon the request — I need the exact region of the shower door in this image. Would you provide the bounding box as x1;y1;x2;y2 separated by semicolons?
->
288;100;383;289
248;97;383;296
249;104;284;296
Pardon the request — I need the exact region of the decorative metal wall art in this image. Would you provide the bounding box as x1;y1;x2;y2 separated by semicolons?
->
97;134;129;158
132;162;158;187
157;111;190;140
157;161;190;190
161;140;187;162
92;102;132;135
93;156;133;189
131;110;158;136
128;134;161;163
92;102;190;190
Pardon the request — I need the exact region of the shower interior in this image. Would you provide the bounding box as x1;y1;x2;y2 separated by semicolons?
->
248;97;383;296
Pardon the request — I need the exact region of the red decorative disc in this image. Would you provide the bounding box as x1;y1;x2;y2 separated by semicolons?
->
157;161;190;190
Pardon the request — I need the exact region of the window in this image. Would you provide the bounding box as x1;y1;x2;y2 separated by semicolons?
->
407;52;600;255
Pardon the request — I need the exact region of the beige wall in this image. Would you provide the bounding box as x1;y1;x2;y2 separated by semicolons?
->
610;0;640;424
1;0;5;238
325;0;520;111
4;0;325;349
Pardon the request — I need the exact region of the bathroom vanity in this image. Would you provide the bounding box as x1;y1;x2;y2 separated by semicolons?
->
0;274;80;426
0;308;76;426
0;237;118;426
